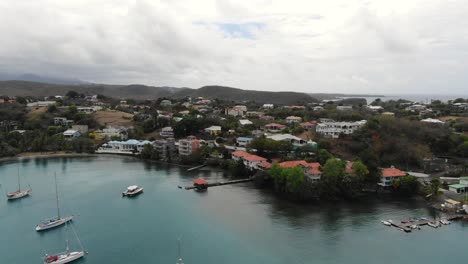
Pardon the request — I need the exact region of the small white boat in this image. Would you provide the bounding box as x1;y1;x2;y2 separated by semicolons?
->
7;167;32;201
420;217;428;221
122;185;144;197
428;222;439;228
381;220;391;226
43;223;86;264
440;219;451;225
410;225;418;229
36;173;73;231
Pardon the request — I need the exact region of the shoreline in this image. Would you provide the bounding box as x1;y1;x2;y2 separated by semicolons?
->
0;151;98;163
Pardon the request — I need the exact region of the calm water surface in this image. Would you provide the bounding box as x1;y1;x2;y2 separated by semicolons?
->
0;156;467;264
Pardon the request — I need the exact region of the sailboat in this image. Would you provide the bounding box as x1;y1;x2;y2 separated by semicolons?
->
36;173;73;231
7;167;32;200
176;238;184;264
43;223;87;264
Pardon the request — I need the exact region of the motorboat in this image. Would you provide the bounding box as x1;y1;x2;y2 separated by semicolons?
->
428;222;440;228
122;185;144;197
381;220;391;226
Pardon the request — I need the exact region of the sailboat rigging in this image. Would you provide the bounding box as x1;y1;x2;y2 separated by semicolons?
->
6;166;32;200
43;222;87;264
176;238;184;264
36;173;73;231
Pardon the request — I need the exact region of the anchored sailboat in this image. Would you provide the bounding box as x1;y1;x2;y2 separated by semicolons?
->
7;167;32;200
176;238;184;264
36;173;73;231
43;223;87;264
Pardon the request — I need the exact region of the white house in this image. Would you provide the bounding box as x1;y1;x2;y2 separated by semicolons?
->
204;126;222;136
262;104;274;109
160;127;174;137
285;116;302;124
337;105;353;111
239;119;253;126
237;137;253;147
421;118;445;124
63;129;81;139
367;105;384;111
97;139;151;154
267;134;316;148
316;120;367;138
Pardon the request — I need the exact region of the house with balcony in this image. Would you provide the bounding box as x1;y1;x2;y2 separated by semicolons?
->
178;136;200;157
316;120;366;138
264;123;287;133
378;166;407;187
160;127;175;138
204;126;222;136
231;150;267;170
237;137;253;147
286;116;302;124
153;138;176;160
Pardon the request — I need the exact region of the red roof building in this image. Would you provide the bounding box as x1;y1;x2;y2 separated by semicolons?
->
264;123;287;132
193;178;208;185
278;160;322;180
231;150;267;170
300;121;317;129
345;161;354;174
379;166;407;187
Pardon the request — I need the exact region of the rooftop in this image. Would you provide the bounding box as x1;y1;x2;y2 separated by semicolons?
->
382;166;406;177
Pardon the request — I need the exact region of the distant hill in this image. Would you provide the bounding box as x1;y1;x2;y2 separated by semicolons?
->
172;85;316;105
0;81;316;105
0;73;89;85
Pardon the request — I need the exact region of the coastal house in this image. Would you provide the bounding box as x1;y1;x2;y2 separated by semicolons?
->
63;129;81;139
264;123;287;133
92;126;128;140
279;160;322;182
367;105;384;111
225;105;247;117
313;106;324;111
53;117;74;126
337;105;353;111
178;136;200;157
237;137;253;147
316;120;367;138
448;177;468;194
160;127;175;138
378;166;407;187
204;126;222;136
98;139;141;154
231;150;267;170
286;116;302;124
266;134;316;149
153;138;176;160
239;119;253;126
300;121;317;130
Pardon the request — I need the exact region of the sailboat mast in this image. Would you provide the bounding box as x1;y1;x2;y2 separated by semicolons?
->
176;238;184;264
55;173;60;219
17;167;21;191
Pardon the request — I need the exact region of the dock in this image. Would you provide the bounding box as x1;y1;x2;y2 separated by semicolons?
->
388;214;464;233
187;164;206;172
185;178;252;190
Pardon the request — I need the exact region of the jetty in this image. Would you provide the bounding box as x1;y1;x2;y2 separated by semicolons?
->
185;177;252;190
388;215;464;233
187;164;206;172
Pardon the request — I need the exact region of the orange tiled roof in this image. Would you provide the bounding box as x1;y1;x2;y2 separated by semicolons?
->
382;166;406;177
265;123;287;128
258;162;272;169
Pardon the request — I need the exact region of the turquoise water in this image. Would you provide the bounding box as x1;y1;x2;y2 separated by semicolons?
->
0;156;467;264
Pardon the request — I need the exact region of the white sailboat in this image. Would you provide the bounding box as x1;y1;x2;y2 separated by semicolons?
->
6;167;32;200
43;223;87;264
36;173;73;231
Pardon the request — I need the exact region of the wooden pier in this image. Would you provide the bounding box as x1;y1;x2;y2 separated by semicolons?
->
185;178;252;190
389;214;464;233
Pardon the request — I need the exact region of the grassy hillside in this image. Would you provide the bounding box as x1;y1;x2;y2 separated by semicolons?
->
0;81;316;104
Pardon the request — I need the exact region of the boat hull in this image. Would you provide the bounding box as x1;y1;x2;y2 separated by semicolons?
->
36;216;74;231
122;188;144;197
7;190;31;200
44;251;84;264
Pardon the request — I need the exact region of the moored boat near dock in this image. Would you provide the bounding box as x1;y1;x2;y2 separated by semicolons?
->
122;185;144;197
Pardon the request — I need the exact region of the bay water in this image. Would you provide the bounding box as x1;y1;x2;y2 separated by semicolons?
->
0;156;466;264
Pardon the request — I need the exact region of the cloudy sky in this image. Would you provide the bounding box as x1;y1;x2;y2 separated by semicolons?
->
1;0;467;95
